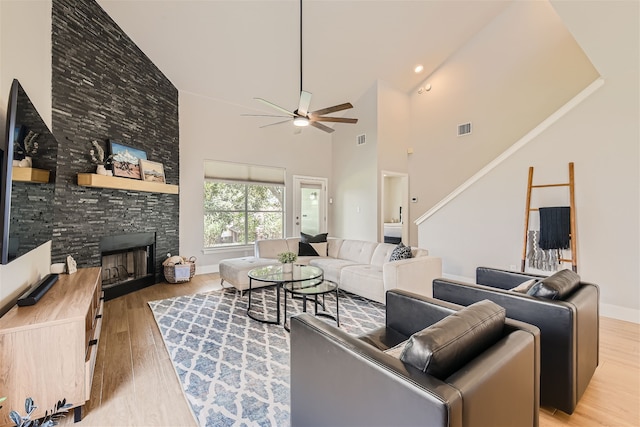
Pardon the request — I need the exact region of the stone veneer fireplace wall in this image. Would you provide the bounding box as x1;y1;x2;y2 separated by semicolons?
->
49;0;179;288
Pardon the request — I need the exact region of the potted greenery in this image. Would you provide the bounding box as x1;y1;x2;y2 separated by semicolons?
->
5;397;71;427
277;251;297;273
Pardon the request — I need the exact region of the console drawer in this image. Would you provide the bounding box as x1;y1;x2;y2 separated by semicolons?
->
85;298;103;401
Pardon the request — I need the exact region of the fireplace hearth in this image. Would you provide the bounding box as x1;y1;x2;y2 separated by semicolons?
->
100;232;155;300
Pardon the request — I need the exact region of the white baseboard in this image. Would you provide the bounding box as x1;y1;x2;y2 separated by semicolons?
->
600;303;639;324
195;264;219;275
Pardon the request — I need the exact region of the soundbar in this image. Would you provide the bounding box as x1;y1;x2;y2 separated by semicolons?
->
17;274;59;307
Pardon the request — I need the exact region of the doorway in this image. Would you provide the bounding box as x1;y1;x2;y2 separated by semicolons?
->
293;176;328;237
381;171;408;244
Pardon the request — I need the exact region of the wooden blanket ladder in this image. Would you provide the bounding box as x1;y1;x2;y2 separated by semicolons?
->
521;162;577;273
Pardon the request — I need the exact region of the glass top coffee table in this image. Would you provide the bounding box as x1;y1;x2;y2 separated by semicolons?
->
283;279;339;332
247;264;323;325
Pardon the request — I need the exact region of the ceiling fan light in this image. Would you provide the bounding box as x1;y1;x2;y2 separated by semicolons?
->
293;117;310;127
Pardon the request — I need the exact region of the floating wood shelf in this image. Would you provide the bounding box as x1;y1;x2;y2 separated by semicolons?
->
77;173;179;194
12;167;50;183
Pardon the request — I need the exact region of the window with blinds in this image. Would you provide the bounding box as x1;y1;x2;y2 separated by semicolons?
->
204;160;285;248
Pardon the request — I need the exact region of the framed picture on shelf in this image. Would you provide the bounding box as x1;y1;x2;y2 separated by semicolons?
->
108;140;147;179
139;159;166;184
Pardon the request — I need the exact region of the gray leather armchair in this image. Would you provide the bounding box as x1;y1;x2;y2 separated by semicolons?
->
433;267;599;414
290;289;540;427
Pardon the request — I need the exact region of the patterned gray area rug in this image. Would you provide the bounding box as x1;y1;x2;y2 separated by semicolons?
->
148;287;385;427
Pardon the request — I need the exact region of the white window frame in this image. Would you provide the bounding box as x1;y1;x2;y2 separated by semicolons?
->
202;160;286;252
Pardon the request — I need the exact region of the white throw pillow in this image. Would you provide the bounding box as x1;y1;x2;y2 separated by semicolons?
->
384;340;408;358
510;278;537;293
310;242;327;256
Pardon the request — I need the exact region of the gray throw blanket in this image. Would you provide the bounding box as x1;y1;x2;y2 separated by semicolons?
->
527;230;559;271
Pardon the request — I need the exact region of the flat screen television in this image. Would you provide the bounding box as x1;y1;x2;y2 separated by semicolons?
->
1;79;58;264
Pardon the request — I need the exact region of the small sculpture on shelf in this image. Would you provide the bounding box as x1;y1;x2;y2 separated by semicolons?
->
89;140;113;176
14;130;40;168
17;157;32;168
66;255;77;275
23;131;39;156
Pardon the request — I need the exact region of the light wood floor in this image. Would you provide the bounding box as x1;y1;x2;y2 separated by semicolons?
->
60;273;639;426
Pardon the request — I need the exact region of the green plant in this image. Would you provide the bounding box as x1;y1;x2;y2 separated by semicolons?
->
8;397;72;427
277;251;297;264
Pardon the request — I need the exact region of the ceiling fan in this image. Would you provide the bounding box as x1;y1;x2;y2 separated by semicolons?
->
243;0;358;134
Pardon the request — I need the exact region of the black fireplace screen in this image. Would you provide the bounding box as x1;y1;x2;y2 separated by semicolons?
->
102;246;150;287
99;232;155;298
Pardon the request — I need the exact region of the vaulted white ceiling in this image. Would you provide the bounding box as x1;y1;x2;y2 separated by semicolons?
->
97;0;512;115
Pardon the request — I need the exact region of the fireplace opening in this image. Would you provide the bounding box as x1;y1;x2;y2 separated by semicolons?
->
102;247;150;286
100;232;156;300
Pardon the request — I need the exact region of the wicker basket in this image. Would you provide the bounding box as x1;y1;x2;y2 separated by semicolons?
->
164;256;196;284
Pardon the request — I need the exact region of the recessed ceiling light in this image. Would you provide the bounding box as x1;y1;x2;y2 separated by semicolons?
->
414;64;424;73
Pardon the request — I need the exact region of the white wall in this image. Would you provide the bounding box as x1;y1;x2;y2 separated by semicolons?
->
408;0;599;248
0;243;52;315
0;0;52;313
383;176;403;223
378;82;410;242
418;1;639;322
378;81;410;174
0;1;52;128
178;91;333;272
331;81;412;243
331;83;378;241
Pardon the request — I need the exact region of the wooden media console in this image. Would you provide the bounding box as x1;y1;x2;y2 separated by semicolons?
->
0;267;103;425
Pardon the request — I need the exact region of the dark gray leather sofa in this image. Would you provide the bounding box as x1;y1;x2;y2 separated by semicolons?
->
433;267;599;414
290;289;540;427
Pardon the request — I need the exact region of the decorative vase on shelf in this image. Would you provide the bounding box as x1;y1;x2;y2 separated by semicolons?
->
96;164;107;175
282;262;293;273
18;156;32;168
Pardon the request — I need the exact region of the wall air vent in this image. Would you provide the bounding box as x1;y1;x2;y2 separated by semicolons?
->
458;122;472;136
356;134;366;146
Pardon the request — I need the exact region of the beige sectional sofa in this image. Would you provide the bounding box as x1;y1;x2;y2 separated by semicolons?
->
246;237;442;303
